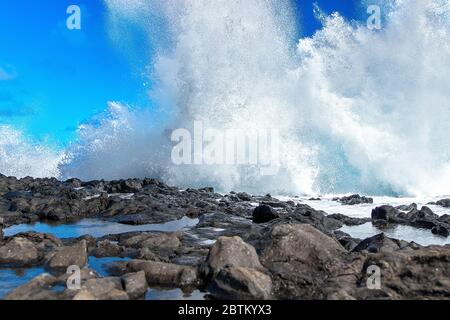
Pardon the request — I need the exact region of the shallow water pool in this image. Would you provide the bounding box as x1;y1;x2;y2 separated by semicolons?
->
341;223;450;246
0;267;45;299
3;216;199;239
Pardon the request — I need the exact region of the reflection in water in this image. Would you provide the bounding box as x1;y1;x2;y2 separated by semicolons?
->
4;216;199;239
145;288;206;300
340;223;450;246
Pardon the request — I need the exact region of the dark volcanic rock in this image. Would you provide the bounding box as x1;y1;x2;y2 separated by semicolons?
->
236;192;252;201
429;198;450;208
334;194;373;205
371;205;399;222
0;237;40;267
327;213;371;226
90;240;123;258
118;232;182;257
432;225;450;237
1;174;450;300
278;204;343;233
200;236;264;281
259;224;355;299
252;205;279;223
351;233;418;253
439;214;450;224
333;230;361;251
209;266;272;300
396;203;418;211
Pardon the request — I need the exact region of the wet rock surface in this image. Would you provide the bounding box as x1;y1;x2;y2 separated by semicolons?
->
46;240;88;273
429;198;450;208
0;175;449;300
333;194;374;205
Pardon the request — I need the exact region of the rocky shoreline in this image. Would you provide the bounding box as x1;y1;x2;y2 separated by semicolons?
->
0;174;449;300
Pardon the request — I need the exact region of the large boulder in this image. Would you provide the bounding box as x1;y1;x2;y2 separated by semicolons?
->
351;233;418;253
252;205;279;223
209;266;272;300
434;198;450;208
46;240;88;273
371;205;399;222
200;236;264;281
0;237;40;267
14;232;63;253
259;224;354;299
90;240;123;258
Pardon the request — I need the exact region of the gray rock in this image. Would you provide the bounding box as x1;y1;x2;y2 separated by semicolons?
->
122;271;148;299
351;233;416;253
252;205;279;223
90;240;123;258
127;260;198;288
327;213;371;226
209;266;272;300
201;236;263;281
47;240;88;273
435;198;450;208
396;203;418;211
259;224;350;299
0;237;40;267
334;194;373;205
431;224;450;237
237;192;252;201
371;205;398;222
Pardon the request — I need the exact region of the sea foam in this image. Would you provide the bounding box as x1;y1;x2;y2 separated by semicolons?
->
2;0;449;196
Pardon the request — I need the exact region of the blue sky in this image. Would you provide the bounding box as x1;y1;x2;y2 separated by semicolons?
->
0;0;359;145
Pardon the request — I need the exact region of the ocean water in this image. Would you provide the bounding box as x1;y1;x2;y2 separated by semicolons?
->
296;195;450;246
297;195;450;218
0;0;448;197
